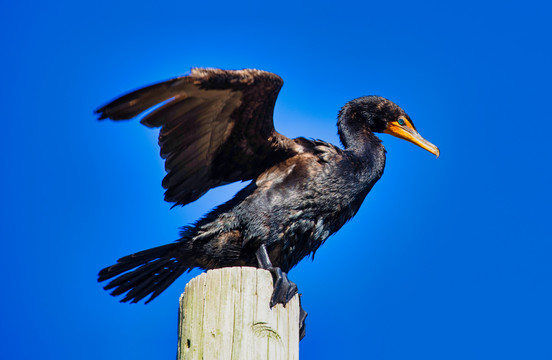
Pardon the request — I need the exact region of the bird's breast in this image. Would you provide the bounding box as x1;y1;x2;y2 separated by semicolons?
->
246;148;381;271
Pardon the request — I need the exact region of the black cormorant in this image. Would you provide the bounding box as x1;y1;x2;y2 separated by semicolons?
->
96;68;439;328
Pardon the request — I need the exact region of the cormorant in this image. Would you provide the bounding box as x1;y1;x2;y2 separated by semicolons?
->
96;68;439;324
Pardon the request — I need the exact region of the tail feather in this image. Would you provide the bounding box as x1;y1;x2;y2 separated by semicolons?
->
103;258;173;291
121;260;182;303
98;243;193;304
146;266;188;303
98;244;177;281
122;266;172;303
122;273;162;303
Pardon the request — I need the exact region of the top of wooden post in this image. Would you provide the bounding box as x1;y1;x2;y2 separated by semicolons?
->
177;267;300;360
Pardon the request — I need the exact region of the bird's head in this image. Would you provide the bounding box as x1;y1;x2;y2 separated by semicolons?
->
338;96;439;157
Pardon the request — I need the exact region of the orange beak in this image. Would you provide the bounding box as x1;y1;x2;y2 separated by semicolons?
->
384;121;440;157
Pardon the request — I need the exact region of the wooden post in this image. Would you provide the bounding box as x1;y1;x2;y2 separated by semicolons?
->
177;267;300;360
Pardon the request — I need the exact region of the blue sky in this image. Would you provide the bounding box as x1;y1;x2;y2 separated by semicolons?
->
1;1;551;359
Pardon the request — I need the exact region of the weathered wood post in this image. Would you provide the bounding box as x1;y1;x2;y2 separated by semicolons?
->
177;267;300;360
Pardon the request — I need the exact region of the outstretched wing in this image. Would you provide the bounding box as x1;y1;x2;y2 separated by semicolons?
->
96;68;298;207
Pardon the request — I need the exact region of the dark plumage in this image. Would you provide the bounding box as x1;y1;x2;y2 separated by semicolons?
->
96;68;439;310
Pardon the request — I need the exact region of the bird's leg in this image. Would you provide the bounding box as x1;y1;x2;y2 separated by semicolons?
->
255;243;273;269
256;244;307;340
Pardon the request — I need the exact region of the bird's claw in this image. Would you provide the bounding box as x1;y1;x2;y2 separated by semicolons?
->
267;267;307;340
299;295;307;340
268;267;298;307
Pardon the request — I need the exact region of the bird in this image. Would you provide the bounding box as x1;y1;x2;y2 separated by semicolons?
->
96;68;439;322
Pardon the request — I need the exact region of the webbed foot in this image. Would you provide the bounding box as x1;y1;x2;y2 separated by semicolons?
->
299;295;307;340
268;267;298;307
255;244;308;339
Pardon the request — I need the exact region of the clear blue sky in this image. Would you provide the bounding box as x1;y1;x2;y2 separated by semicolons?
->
2;1;551;359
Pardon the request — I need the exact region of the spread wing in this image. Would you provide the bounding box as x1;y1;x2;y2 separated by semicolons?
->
96;68;298;207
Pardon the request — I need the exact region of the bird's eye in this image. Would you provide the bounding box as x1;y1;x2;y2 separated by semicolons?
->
398;118;406;126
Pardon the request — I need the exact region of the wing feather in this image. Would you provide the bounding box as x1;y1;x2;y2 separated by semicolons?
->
96;68;298;206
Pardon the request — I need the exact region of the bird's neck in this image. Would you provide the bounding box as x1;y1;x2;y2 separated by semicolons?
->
337;119;386;183
338;120;383;154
